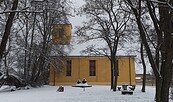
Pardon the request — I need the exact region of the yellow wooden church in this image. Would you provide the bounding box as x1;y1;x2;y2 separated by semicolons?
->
49;56;136;86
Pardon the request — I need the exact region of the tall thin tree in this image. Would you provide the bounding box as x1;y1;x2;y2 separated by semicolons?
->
0;0;18;60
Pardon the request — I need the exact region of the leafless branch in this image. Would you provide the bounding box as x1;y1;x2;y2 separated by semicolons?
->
150;0;173;10
0;10;43;14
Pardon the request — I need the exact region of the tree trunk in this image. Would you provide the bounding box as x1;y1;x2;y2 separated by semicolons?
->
111;63;113;89
111;59;115;90
0;0;18;60
24;16;29;81
160;53;173;102
111;54;118;91
160;40;173;102
114;59;119;91
155;77;162;102
141;43;146;92
159;1;173;101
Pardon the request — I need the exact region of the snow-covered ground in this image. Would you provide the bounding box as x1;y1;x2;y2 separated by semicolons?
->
0;85;173;102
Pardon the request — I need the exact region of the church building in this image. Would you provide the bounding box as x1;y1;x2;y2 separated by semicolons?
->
49;56;136;86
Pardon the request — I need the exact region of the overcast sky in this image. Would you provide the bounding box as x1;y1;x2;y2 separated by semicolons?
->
69;0;85;26
68;0;90;55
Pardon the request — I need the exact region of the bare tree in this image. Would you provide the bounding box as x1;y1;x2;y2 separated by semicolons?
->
75;0;130;91
125;0;173;102
0;0;73;87
28;0;72;86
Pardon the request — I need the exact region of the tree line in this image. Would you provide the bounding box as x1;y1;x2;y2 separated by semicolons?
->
0;0;72;87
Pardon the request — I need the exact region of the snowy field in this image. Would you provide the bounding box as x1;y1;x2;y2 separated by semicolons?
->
0;85;173;102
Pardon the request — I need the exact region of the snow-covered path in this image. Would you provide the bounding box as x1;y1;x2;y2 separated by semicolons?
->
0;85;172;102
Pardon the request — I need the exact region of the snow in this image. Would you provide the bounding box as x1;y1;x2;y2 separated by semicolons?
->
0;85;16;92
0;85;173;102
